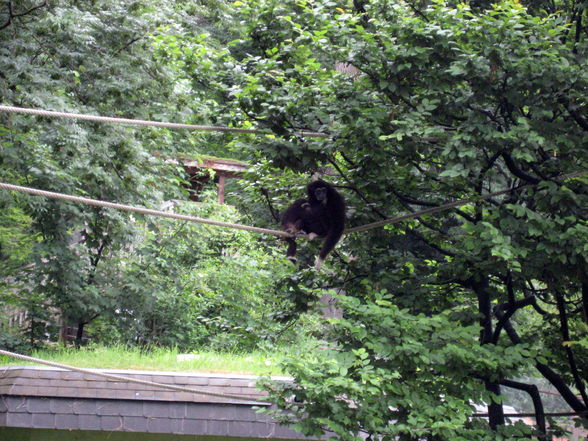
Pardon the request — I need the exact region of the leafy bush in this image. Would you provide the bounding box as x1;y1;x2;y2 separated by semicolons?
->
0;330;29;354
93;194;307;351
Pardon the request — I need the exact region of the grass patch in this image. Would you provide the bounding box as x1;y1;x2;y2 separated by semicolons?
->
0;344;286;376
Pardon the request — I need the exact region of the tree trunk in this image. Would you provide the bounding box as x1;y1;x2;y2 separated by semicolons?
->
472;276;506;429
75;321;86;348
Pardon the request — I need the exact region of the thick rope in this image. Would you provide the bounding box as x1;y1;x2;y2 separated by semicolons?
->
0;182;291;238
345;188;513;234
2;172;585;239
0;349;267;403
345;170;587;234
0;105;328;138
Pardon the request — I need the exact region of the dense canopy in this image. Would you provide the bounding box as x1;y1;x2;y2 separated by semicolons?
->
1;0;587;440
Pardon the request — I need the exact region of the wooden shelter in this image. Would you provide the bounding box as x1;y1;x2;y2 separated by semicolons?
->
181;156;248;204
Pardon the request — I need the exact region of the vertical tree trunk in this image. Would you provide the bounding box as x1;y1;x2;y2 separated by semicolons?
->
75;321;85;348
485;381;505;429
581;280;588;325
472;276;505;429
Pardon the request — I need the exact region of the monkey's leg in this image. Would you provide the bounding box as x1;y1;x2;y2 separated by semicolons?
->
286;238;298;264
314;256;325;270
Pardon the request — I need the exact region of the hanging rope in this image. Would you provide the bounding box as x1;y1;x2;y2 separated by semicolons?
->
0;105;328;138
0;182;291;238
0;349;267;403
1;171;585;240
345;170;587;234
345;186;516;234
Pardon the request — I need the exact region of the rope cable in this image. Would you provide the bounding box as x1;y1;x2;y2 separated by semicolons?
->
10;348;584;415
1;171;585;240
345;187;514;234
344;171;587;234
0;105;328;138
0;349;267;403
0;182;291;238
3;107;585;236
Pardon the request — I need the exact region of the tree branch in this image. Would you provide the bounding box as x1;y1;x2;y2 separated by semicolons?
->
500;379;547;441
326;156;388;219
554;289;588;405
388;186;438;207
582;279;588;325
492;296;535;344
405;228;456;258
558;94;588;131
0;1;47;30
112;36;144;56
469;276;506;429
260;187;281;223
502;152;541;185
497;309;587;413
12;1;47;18
0;1;12;30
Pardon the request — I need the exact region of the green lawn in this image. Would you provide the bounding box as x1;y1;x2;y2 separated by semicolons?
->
0;344;285;376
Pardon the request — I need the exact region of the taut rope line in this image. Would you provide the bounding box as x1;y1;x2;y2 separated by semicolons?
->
0;182;291;238
0;349;266;403
0;105;328;138
1;171;585;239
345;188;514;234
345;171;587;234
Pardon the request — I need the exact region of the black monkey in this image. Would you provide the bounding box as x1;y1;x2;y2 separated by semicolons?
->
281;180;345;269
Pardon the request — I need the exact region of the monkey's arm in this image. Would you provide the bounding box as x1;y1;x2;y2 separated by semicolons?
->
315;226;344;269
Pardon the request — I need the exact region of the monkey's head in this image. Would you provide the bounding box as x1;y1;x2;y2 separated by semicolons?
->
314;186;327;205
308;180;330;205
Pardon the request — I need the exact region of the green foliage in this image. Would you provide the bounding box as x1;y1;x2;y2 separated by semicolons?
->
0;329;29;354
0;0;205;347
172;0;588;438
261;290;539;440
1;0;587;439
100;195;309;351
0;205;36;276
0;0;322;356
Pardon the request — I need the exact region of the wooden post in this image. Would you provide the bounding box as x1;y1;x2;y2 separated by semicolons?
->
218;174;226;204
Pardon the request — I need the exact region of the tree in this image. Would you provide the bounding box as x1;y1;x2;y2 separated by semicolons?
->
0;0;313;352
161;0;588;438
0;0;197;346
